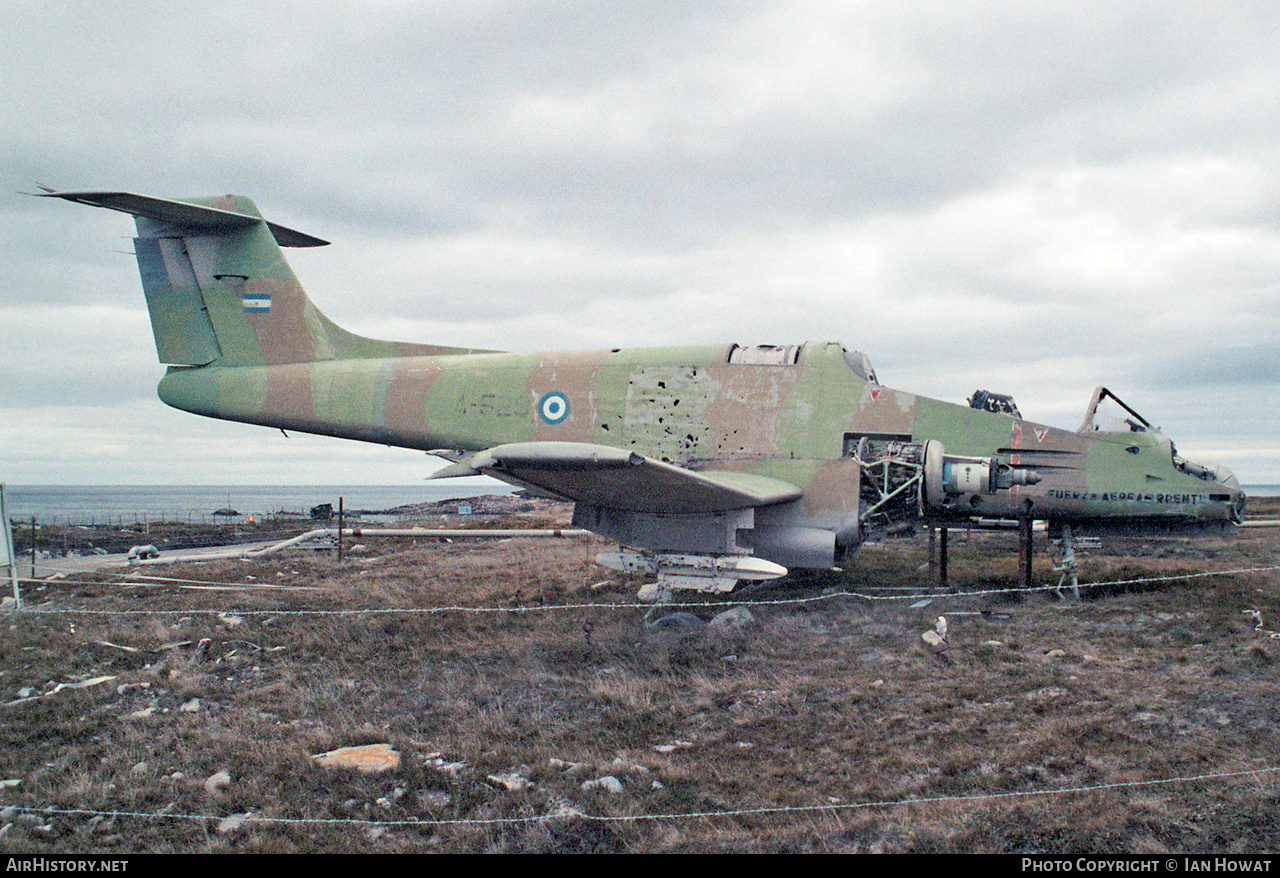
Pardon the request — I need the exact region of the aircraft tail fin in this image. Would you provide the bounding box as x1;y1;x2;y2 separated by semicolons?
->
41;189;478;367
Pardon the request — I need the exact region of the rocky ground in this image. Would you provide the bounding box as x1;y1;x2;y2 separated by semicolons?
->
1;499;1278;853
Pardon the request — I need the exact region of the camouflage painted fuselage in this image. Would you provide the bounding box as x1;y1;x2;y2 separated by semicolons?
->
157;340;1242;535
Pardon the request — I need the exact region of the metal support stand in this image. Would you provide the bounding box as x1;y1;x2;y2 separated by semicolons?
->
928;524;935;585
927;524;950;590
1018;513;1034;589
939;526;949;590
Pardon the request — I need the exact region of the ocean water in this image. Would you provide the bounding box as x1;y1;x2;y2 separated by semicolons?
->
0;484;516;525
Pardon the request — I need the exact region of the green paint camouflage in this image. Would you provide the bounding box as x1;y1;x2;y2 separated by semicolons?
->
44;190;1246;578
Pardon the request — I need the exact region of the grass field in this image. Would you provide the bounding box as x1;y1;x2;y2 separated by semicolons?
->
2;500;1278;852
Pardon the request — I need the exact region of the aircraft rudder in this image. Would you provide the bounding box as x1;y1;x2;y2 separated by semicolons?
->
133;235;223;366
44;189;490;368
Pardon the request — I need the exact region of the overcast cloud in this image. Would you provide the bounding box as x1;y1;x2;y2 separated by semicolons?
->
2;0;1277;485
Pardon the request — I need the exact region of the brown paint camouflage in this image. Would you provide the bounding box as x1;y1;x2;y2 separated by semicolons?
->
45;189;1246;574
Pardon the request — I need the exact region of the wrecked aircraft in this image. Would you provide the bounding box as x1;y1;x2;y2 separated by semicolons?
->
42;189;1245;597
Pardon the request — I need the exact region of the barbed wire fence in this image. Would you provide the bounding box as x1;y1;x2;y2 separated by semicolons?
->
4;765;1277;833
11;561;1280;615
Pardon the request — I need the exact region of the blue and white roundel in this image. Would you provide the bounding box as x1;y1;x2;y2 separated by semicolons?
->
538;391;569;424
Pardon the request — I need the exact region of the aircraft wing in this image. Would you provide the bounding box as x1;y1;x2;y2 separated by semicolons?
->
430;442;802;514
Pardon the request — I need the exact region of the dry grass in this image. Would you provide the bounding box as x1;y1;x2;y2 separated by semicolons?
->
2;503;1279;853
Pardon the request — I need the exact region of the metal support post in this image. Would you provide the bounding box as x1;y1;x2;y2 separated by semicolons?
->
939;525;949;590
1018;513;1034;589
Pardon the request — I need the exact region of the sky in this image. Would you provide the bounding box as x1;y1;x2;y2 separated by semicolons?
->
2;0;1278;485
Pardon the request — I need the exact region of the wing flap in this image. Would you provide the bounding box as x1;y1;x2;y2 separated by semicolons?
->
432;442;802;514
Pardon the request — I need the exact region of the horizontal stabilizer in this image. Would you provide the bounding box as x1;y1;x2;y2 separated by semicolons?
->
432;441;803;514
37;189;329;248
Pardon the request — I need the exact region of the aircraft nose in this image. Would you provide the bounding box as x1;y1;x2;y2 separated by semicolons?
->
1180;457;1245;524
1213;465;1246;523
1208;468;1249;522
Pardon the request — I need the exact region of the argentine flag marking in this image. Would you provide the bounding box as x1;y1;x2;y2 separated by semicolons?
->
242;293;271;313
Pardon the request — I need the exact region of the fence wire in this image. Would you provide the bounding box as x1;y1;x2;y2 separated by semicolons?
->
3;765;1276;831
9;563;1280;617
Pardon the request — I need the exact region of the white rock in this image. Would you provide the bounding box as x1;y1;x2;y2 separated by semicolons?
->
582;776;624;794
547;796;586;819
487;772;533;792
652;740;693;753
549;758;585;775
217;813;247;834
204;770;232;796
433;761;466;778
708;607;756;629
